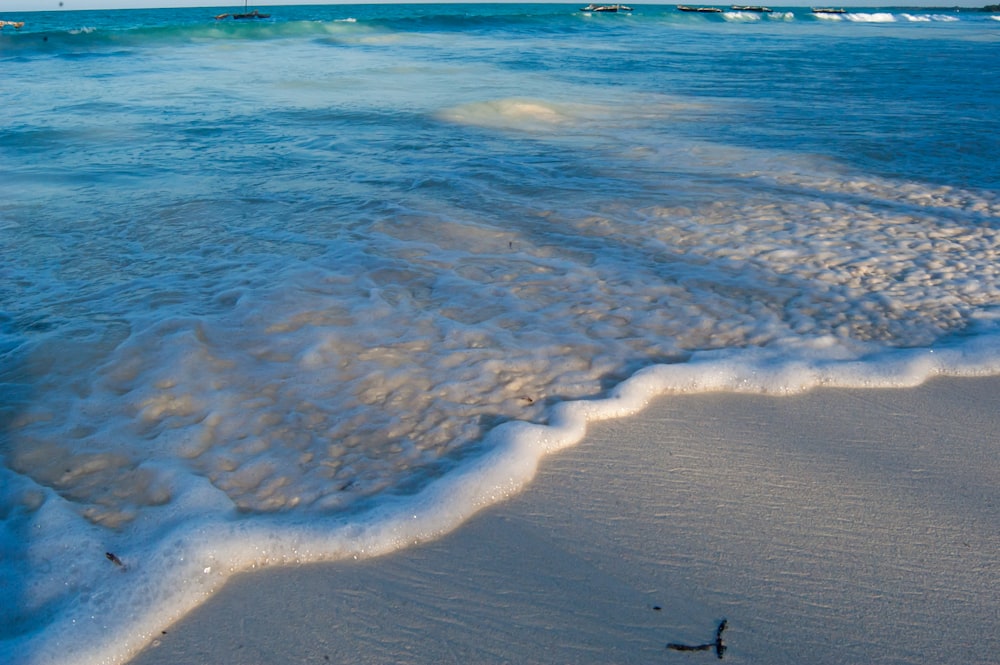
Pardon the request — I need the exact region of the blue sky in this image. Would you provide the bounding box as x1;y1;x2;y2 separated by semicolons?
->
0;0;990;12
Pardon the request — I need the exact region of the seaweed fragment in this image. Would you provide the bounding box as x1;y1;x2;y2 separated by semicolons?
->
105;551;124;567
667;619;727;659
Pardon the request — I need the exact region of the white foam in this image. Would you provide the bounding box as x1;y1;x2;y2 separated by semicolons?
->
900;13;960;23
844;13;897;23
4;334;1000;665
723;11;762;22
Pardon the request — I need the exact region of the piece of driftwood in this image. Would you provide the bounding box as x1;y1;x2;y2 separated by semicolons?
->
667;619;727;659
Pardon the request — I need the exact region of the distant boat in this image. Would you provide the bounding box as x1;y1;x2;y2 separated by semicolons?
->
811;7;846;13
233;9;270;20
730;5;772;11
677;5;724;12
215;1;270;20
580;4;633;12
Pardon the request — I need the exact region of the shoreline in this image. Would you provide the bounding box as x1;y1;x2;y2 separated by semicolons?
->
128;376;999;665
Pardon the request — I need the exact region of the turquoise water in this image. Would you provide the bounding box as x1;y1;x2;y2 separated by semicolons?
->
1;5;999;664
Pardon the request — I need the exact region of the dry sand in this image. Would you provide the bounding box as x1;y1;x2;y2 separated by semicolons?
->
128;376;999;665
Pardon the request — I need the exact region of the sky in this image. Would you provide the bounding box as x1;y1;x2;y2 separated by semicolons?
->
0;0;991;13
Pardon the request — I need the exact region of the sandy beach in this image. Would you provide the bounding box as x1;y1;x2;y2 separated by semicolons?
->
128;376;999;665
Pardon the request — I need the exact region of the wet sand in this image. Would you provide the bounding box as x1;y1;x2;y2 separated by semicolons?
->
129;376;1000;665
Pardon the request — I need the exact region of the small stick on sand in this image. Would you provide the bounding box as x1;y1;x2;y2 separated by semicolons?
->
667;619;728;659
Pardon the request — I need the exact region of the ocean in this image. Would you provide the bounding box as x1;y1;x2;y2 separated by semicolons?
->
1;4;998;664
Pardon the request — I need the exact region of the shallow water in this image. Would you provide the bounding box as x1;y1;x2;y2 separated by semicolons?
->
1;4;999;664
